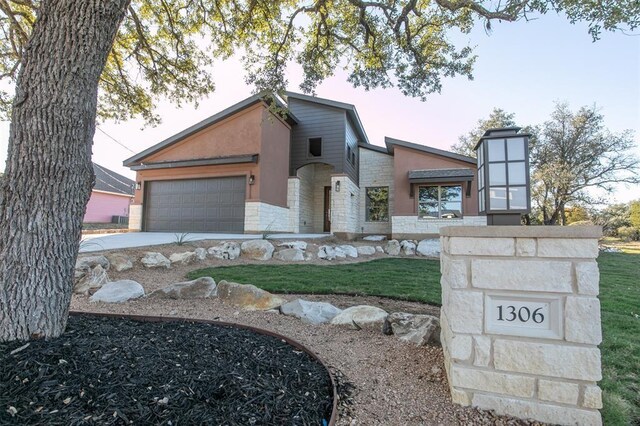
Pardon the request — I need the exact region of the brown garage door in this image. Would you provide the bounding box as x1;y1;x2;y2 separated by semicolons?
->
144;177;246;232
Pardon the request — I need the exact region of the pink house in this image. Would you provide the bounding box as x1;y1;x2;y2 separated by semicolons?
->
83;163;134;223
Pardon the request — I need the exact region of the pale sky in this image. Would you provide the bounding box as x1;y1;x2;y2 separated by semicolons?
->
1;12;639;203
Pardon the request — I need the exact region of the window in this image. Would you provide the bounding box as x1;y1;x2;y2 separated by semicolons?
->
309;137;322;157
418;185;462;219
347;146;352;163
366;187;389;222
351;151;356;165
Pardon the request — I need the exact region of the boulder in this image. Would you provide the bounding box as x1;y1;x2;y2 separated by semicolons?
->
89;280;145;303
240;240;275;261
383;312;441;345
76;255;110;272
169;251;196;265
318;245;346;261
357;246;376;256
417;239;441;257
280;299;343;324
141;252;171;268
74;265;109;295
363;235;386;242
194;247;207;261
149;277;217;299
278;241;308;251
105;253;133;272
385;240;401;256
208;242;240;260
338;245;358;258
375;246;385;253
330;305;389;330
400;240;416;256
216;280;285;311
274;248;305;262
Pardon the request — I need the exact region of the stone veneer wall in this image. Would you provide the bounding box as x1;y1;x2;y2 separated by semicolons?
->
287;177;300;233
330;175;360;236
128;204;142;231
358;147;394;235
439;226;603;425
392;215;486;238
244;201;291;233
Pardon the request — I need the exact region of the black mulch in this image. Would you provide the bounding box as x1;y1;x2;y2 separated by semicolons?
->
0;315;333;425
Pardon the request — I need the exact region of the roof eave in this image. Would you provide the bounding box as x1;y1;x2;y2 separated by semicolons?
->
385;137;477;165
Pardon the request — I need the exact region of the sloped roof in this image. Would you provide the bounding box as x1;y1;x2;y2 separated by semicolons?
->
93;163;134;196
408;168;475;180
385;137;476;165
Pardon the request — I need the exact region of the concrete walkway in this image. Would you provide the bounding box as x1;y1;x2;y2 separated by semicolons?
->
80;232;331;253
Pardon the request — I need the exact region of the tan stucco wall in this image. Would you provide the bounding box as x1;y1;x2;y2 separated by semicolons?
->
392;145;479;216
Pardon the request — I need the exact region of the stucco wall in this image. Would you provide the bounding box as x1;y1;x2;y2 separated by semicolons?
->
358;147;394;235
259;110;292;207
84;191;132;223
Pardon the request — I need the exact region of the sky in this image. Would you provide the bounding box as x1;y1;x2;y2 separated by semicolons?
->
1;12;639;203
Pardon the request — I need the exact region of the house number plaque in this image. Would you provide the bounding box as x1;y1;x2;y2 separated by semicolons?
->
485;294;563;339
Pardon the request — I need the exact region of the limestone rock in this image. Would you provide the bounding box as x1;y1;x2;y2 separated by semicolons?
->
76;255;110;272
240;240;275;261
169;251;196;265
416;239;441;257
105;253;133;272
149;277;217;299
216;280;285;310
274;248;305;262
330;305;388;330
385;240;401;256
194;247;207;261
74;265;109;295
141;252;171;268
278;241;307;251
375;246;384;253
318;245;346;260
357;246;376;256
89;280;145;303
382;312;440;345
280;299;342;324
338;245;358;258
208;242;240;260
363;235;386;241
400;240;416;255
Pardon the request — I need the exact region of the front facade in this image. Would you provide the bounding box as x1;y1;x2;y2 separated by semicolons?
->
124;92;486;237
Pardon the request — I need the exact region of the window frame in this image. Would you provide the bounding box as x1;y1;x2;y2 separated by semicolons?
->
417;184;464;219
365;186;390;222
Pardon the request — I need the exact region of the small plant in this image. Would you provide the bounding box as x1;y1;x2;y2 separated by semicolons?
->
617;226;640;242
261;220;276;240
173;232;193;246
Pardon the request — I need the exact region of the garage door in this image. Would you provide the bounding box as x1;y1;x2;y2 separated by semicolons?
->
144;177;246;232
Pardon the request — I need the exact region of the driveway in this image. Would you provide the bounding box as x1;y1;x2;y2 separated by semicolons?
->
80;232;331;253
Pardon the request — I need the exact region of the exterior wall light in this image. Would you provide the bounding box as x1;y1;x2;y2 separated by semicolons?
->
135;182;141;190
335;180;341;192
248;174;255;185
474;127;531;225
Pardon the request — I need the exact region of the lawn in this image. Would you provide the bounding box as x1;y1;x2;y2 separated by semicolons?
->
189;252;640;425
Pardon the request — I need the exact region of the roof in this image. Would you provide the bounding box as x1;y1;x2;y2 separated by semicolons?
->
408;168;475;180
284;91;370;145
473;127;531;150
93;163;135;196
123;92;294;166
385;137;477;165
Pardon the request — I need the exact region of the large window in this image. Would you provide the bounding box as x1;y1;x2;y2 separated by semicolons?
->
366;187;389;222
418;185;463;219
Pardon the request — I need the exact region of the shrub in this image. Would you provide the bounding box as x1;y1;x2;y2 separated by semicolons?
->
568;220;594;226
616;226;640;241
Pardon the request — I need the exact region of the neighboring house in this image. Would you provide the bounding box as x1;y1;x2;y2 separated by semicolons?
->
84;163;135;223
124;92;485;238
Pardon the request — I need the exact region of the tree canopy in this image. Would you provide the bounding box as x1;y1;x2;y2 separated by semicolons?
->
1;0;639;124
451;108;518;157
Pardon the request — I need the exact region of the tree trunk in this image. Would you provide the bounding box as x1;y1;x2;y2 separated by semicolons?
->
0;0;130;341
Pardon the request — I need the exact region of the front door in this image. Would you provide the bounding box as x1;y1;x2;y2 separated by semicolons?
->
323;186;331;232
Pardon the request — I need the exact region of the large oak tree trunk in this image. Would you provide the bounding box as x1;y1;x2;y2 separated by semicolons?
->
0;0;130;341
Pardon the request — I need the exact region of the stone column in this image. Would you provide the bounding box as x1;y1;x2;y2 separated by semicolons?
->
128;204;142;231
440;226;603;425
287;177;300;234
330;174;360;239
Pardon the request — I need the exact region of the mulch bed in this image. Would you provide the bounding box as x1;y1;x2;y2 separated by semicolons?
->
0;315;333;425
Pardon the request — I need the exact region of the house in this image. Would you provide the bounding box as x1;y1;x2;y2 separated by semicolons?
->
84;163;135;223
123;92;486;238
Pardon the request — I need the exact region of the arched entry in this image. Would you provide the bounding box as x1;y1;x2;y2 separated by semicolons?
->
296;163;335;233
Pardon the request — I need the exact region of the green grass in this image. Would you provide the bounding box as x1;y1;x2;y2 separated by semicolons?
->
189;253;640;424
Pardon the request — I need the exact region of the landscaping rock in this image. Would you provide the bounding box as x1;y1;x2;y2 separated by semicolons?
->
357;246;376;256
330;305;389;330
278;241;308;251
169;251;196;265
338;245;358;258
383;312;440;345
105;253;133;272
216;280;285;311
141;252;171;268
375;246;384;253
417;239;441;257
274;248;305;262
194;247;207;261
400;240;416;255
385;240;401;256
74;265;109;295
208;242;240;260
148;277;217;299
280;299;343;324
76;255;110;272
318;245;346;260
363;235;386;241
89;280;145;303
240;240;275;261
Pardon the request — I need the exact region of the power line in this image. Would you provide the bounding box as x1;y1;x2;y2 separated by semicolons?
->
96;126;136;154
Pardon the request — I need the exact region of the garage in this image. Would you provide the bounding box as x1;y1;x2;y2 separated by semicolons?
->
144;177;246;232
